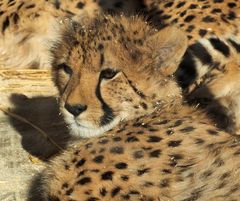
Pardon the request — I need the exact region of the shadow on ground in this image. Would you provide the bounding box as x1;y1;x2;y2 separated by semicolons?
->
8;93;71;161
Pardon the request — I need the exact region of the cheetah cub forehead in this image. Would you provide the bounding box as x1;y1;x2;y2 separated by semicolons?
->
51;16;187;138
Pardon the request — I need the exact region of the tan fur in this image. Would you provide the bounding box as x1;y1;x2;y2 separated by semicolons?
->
144;0;240;43
2;0;240;134
0;0;142;68
41;108;240;201
52;16;187;137
39;17;240;199
144;0;240;134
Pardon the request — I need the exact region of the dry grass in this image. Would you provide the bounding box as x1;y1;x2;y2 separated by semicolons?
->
0;69;57;95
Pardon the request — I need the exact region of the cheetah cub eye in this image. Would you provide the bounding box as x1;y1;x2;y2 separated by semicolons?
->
54;63;73;94
100;68;118;79
57;63;73;75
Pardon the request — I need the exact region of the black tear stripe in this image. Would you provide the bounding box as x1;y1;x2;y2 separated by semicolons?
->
209;38;230;57
96;75;115;126
175;50;198;88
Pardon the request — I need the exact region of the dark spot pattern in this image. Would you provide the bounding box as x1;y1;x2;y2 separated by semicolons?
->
195;138;205;144
93;155;104;163
168;140;182;147
100;187;107;197
110;146;124;154
227;11;236;20
228;2;236;8
202;16;216;22
133;150;144;159
171;120;183;127
76;158;86;167
184;15;195;22
126;136;139;143
149;149;161;158
147;136;162;143
101;171;114;180
199;29;207;37
98;139;109;144
186;25;195;32
62;183;68;189
87;197;99;201
115;162;128;169
111;187;121;197
113;137;122;142
76;2;85;9
137;168;150;176
207;129;219;135
77;177;92;185
160;179;170;188
176;2;186;8
164;2;174;8
180;126;195;133
189;4;197;9
66;188;73;195
211;8;222;13
162;169;172;174
121;175;129;181
25;4;35;9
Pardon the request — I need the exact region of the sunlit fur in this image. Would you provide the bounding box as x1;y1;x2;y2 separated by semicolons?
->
0;0;141;68
144;0;240;134
51;16;187;138
40;17;240;200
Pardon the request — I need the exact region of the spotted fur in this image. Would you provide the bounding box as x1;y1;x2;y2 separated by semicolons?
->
52;15;186;137
41;109;240;200
0;0;143;68
2;0;240;135
39;16;240;200
144;0;240;133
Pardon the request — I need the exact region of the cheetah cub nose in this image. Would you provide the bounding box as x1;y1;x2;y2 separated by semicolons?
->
64;103;87;116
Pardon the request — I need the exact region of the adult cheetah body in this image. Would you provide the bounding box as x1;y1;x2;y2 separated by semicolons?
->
145;0;240;133
0;0;142;68
42;108;240;201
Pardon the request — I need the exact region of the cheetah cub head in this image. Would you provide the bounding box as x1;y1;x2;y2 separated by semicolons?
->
52;16;187;138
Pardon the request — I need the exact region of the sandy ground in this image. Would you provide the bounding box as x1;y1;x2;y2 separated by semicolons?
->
0;69;72;201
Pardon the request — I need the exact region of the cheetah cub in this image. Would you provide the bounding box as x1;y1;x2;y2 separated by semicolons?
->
51;16;186;138
40;16;240;200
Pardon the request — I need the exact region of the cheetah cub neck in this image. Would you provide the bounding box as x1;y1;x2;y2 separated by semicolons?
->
51;16;187;138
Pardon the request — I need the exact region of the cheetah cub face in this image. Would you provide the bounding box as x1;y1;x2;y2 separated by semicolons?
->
52;16;187;138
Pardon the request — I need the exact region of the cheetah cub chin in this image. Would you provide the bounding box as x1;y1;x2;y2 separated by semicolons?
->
39;16;240;201
52;16;187;138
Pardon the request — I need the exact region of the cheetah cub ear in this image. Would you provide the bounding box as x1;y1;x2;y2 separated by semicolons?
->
146;27;187;76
